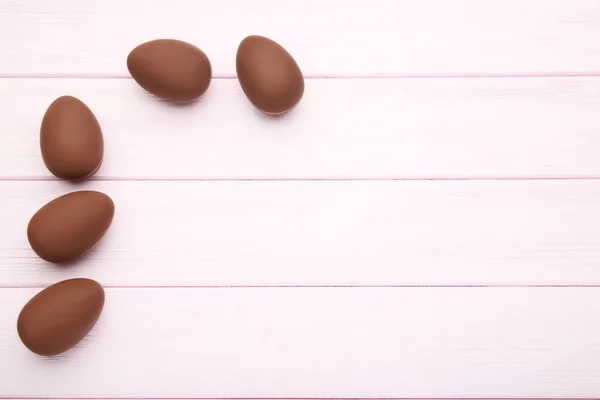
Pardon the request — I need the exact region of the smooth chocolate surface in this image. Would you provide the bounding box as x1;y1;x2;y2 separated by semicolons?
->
40;96;103;180
127;39;212;103
17;278;105;356
27;191;114;263
236;35;304;115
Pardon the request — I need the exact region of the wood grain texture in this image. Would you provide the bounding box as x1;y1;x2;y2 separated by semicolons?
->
0;0;599;76
1;77;600;179
2;180;600;287
1;287;600;398
2;1;600;398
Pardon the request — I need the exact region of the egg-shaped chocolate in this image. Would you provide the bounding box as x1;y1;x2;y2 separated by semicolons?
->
17;278;105;356
40;96;103;180
127;39;212;103
27;191;114;263
236;35;304;115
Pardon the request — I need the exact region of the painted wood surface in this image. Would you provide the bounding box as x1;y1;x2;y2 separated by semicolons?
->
1;77;600;179
1;0;600;398
1;287;600;398
2;180;600;287
0;0;599;76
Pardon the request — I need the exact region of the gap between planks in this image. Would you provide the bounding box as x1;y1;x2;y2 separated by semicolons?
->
1;73;600;80
5;176;600;182
5;284;600;289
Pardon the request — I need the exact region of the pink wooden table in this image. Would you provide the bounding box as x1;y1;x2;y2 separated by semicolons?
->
1;0;600;398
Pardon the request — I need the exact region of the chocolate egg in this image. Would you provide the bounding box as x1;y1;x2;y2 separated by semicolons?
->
236;35;304;115
27;191;114;263
40;96;103;180
127;39;212;103
17;278;105;356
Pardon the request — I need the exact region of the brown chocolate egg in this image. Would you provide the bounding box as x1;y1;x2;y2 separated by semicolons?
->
40;96;103;180
17;278;105;356
127;39;212;103
27;191;114;263
236;35;304;115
